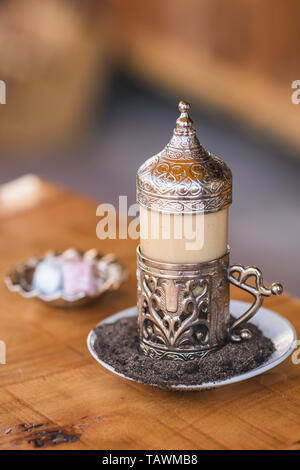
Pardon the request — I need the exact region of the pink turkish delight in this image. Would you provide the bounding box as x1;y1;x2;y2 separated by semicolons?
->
62;261;95;297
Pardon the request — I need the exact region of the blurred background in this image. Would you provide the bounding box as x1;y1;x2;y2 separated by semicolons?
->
0;0;299;296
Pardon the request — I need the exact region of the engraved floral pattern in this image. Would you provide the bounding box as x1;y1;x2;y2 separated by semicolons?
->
136;101;232;214
137;252;230;360
137;150;232;214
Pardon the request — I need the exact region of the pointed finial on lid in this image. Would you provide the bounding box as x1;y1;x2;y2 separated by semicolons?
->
175;100;195;135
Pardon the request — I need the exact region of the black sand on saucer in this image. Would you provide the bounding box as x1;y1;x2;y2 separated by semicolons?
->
93;316;275;388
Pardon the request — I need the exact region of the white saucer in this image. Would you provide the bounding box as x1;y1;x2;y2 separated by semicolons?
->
87;300;297;391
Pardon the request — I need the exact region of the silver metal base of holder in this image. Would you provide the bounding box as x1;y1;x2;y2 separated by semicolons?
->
137;246;283;361
137;247;230;361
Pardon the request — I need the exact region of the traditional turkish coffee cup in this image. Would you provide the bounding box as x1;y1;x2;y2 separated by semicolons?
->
136;101;282;360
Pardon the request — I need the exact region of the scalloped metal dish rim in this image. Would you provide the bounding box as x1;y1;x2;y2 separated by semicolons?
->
5;253;127;303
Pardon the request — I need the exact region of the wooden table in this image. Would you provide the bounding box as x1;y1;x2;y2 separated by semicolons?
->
0;175;299;450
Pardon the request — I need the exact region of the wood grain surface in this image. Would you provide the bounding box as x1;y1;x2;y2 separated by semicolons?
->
0;176;299;450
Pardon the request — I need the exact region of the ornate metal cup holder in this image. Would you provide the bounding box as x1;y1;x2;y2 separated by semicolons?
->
137;246;283;360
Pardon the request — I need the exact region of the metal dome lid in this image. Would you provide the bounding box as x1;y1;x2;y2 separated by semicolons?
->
136;101;232;214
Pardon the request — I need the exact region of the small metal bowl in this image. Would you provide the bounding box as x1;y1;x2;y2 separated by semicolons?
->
5;248;128;308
